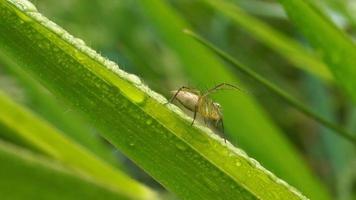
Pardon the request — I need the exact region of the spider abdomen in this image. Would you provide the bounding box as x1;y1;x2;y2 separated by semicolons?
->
172;90;200;111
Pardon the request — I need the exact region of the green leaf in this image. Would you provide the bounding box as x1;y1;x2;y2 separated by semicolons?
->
0;90;156;200
203;0;332;81
138;0;330;199
0;139;124;200
277;0;356;103
0;0;308;199
0;52;119;165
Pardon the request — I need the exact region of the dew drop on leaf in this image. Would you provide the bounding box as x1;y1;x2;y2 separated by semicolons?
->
175;142;187;151
235;161;241;167
146;119;152;125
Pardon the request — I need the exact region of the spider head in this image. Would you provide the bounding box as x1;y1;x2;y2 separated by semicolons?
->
213;102;222;111
211;102;223;120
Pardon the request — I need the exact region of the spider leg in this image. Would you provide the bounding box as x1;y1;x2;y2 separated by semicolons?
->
221;119;226;143
191;104;198;126
215;119;226;143
202;82;243;97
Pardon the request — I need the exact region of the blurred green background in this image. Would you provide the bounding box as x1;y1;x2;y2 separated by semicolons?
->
1;0;356;199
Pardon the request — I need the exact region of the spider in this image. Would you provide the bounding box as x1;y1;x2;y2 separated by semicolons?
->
167;83;242;142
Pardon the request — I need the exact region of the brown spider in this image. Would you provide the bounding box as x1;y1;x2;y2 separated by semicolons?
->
168;83;242;142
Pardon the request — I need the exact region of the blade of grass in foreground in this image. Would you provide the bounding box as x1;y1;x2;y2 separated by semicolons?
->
0;90;156;200
203;0;332;81
0;140;122;200
184;29;356;146
0;52;118;165
277;0;356;104
0;0;307;199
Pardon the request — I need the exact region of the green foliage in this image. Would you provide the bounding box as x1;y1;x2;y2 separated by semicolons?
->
1;0;356;199
0;0;309;199
277;0;356;103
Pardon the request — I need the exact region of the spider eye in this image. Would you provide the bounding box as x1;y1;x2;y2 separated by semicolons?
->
214;103;221;108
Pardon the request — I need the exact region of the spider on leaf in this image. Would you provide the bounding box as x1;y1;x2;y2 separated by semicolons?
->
167;83;243;142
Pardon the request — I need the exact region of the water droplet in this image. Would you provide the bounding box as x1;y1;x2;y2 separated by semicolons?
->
46;21;65;36
146;119;152;125
175;142;187;151
26;12;37;21
202;177;219;192
73;38;86;46
163;130;172;139
127;74;142;85
235;161;241;167
10;0;38;12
